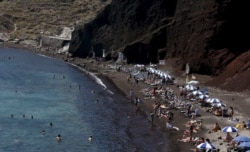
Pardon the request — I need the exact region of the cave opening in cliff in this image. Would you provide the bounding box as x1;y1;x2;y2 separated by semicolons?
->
123;43;151;64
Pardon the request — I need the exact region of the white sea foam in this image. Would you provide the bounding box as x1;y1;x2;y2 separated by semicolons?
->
69;63;114;95
37;53;54;59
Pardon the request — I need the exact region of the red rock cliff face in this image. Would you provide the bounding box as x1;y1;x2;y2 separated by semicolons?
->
69;0;250;90
166;0;250;75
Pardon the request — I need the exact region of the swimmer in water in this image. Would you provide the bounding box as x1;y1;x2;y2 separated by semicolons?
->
88;136;92;142
95;99;99;103
91;90;95;94
56;134;62;141
41;130;46;135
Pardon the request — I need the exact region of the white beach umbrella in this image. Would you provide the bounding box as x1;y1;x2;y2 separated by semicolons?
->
205;98;221;104
185;84;196;91
198;94;209;100
191;90;203;96
160;105;167;109
187;80;199;85
222;126;238;133
197;142;216;150
212;102;226;107
164;74;172;80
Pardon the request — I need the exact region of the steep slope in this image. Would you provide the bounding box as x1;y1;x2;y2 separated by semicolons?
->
69;0;250;91
69;0;176;61
205;50;250;91
0;0;110;39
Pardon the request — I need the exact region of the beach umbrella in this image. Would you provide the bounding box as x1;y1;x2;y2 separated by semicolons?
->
197;142;216;150
205;98;221;104
198;94;209;100
185;84;196;91
238;142;250;150
212;102;226;107
187;80;199;85
160;105;167;109
191;90;203;96
222;126;238;133
233;136;250;143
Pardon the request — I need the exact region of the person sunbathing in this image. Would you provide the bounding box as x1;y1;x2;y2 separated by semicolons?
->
223;132;233;142
211;122;221;132
213;108;222;116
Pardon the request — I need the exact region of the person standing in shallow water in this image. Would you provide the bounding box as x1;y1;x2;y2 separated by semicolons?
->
56;134;62;141
150;111;155;126
129;90;133;101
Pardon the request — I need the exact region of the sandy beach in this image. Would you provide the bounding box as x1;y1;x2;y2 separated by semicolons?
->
3;43;250;152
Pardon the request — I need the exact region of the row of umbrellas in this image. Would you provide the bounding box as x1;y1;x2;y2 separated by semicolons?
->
146;67;173;80
185;83;249;150
185;84;227;107
197;136;250;151
197;126;250;150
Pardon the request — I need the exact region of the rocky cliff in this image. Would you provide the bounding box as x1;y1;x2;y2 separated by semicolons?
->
69;0;250;91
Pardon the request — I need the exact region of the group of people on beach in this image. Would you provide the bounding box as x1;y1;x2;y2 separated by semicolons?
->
119;64;250;152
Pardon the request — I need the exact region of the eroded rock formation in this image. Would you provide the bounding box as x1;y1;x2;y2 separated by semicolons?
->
69;0;250;74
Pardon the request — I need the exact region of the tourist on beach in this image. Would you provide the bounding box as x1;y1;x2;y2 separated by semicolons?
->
229;106;234;120
195;137;205;146
166;120;172;129
211;122;221;132
186;105;192;117
236;121;247;129
127;74;132;83
135;97;143;114
223;132;233;142
134;77;139;86
189;124;194;142
152;101;160;116
166;120;179;131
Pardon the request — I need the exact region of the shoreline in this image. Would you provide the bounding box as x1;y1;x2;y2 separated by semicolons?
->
2;43;250;152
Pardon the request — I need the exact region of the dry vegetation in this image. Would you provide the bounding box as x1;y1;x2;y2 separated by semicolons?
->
0;0;111;40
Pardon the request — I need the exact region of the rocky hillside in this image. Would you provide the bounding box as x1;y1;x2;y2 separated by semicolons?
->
69;0;250;91
0;0;110;40
1;0;249;91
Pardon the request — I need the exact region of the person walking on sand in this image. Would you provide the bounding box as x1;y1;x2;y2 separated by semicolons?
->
229;106;234;120
134;76;139;86
127;74;132;83
189;124;194;142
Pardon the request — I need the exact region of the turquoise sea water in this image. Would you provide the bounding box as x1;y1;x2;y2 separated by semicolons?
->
0;48;135;152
